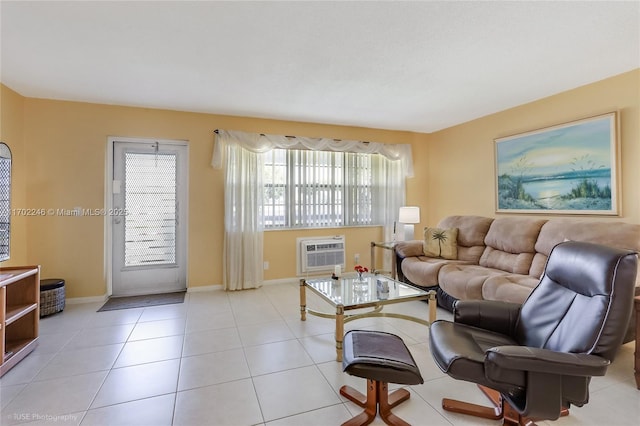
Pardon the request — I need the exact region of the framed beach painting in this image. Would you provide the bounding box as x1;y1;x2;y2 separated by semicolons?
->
495;112;619;215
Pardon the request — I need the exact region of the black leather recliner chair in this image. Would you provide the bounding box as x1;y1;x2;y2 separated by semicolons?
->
429;241;637;425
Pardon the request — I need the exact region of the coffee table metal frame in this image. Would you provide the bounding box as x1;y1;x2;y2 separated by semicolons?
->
300;275;436;361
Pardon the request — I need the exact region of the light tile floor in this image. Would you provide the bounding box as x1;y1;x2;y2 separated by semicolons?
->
0;282;638;425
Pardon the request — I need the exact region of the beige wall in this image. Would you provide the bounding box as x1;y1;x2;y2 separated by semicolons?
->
18;98;414;298
418;69;640;226
1;68;637;298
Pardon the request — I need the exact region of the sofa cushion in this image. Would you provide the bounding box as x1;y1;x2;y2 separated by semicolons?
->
480;249;536;275
437;215;494;262
483;217;546;253
479;217;546;274
482;274;540;304
528;253;548;278
438;264;507;300
533;220;640;284
535;220;640;255
401;256;470;287
424;227;458;259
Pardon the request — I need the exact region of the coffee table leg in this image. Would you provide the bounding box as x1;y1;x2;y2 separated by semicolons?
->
299;279;306;321
336;305;344;362
428;291;437;324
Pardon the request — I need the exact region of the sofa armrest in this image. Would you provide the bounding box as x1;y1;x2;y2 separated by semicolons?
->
454;300;521;337
486;345;610;377
395;240;424;258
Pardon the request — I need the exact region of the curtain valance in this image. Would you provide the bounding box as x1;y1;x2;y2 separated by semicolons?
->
212;129;414;178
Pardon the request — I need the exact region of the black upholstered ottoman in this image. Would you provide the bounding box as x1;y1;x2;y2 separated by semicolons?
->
40;278;65;317
340;330;423;426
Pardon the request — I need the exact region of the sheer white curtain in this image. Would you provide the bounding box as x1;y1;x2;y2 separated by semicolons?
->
220;134;266;290
213;129;413;289
372;154;406;271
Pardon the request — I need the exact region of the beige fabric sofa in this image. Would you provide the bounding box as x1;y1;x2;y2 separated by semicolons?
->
395;215;640;342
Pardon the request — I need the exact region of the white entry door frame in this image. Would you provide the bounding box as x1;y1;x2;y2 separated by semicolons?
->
105;137;189;297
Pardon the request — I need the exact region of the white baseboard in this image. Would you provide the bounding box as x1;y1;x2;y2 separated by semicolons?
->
188;279;300;291
66;278;325;302
263;278;299;286
66;294;108;305
187;284;223;292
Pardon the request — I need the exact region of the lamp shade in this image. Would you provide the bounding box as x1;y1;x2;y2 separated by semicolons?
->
398;206;420;224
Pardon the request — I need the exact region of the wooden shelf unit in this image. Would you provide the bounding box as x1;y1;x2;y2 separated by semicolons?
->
0;265;40;377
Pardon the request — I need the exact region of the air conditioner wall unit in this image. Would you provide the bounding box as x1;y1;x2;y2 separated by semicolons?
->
297;235;345;275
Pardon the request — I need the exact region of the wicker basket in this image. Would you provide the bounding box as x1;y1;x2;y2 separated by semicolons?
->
40;279;65;317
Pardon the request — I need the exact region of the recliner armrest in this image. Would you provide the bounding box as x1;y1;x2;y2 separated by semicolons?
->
394;240;424;258
486;345;610;377
454;300;521;337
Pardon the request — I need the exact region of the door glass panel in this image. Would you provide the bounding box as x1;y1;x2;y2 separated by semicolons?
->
124;152;177;266
0;143;11;261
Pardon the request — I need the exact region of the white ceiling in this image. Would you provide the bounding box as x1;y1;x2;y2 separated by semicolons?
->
1;1;639;133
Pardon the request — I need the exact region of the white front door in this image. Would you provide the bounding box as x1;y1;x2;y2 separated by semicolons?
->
110;138;188;296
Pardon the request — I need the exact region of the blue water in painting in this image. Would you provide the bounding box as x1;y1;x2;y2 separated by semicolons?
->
522;176;611;201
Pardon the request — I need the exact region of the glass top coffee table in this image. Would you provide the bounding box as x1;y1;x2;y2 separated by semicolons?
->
300;275;436;361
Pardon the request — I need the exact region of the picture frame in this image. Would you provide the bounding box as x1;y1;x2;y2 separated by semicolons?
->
495;112;619;215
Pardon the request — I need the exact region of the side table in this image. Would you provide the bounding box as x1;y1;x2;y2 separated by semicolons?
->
635;296;640;389
370;241;397;279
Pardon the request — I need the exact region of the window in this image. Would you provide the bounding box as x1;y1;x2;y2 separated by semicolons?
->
263;148;383;229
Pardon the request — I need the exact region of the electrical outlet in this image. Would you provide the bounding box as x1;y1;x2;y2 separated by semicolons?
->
354;253;360;264
263;261;269;270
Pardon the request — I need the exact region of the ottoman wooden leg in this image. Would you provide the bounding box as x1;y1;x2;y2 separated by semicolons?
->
340;384;367;407
340;380;413;426
340;380;377;426
378;382;411;426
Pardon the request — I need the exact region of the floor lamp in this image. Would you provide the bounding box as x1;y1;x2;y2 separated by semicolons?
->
398;206;420;241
